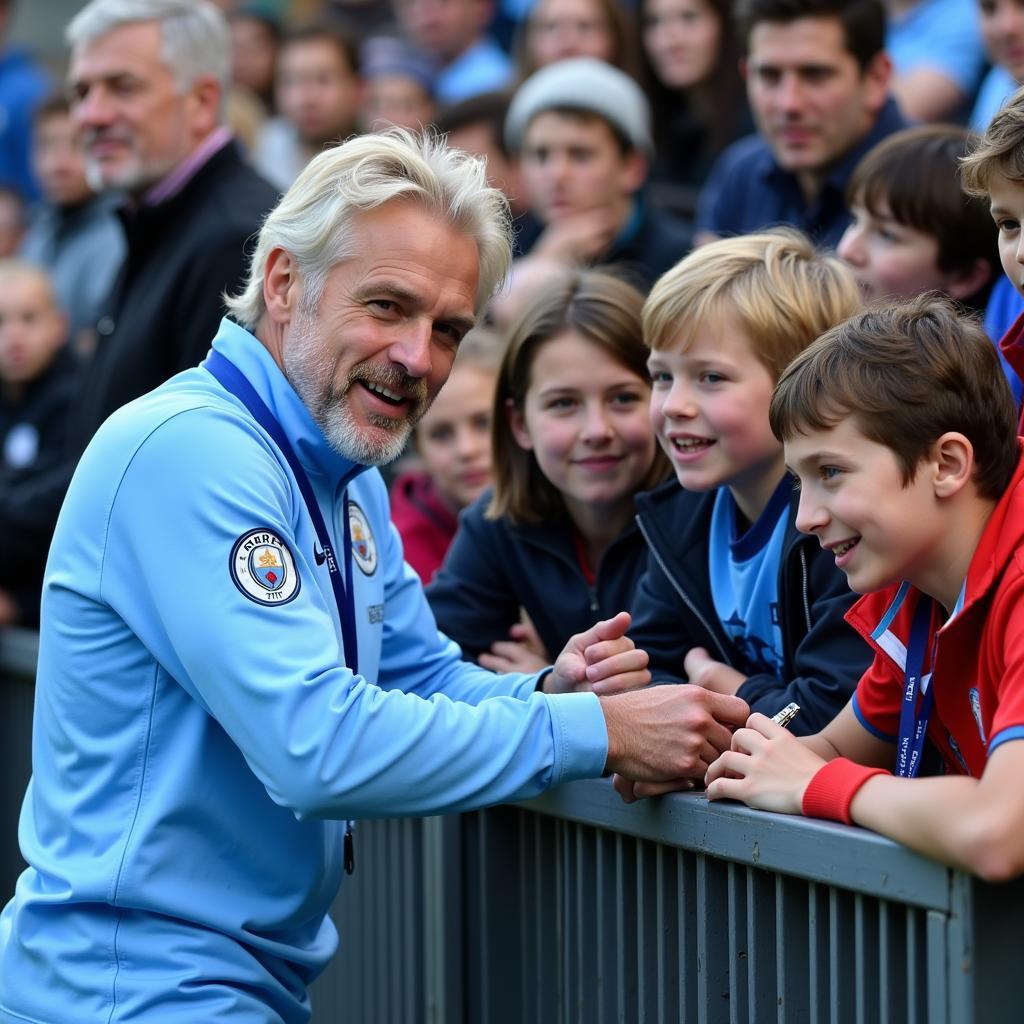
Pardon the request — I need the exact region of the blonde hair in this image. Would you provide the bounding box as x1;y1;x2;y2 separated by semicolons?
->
643;228;862;379
225;129;513;329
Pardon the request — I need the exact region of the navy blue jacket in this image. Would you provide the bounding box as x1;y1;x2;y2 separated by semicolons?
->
426;490;648;661
629;479;871;735
695;98;908;249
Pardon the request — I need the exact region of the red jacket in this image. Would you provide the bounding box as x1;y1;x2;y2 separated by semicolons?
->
1000;310;1024;434
848;446;1024;776
389;471;459;584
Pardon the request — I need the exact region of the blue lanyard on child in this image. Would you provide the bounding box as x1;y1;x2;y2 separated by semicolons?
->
895;597;936;778
206;350;359;675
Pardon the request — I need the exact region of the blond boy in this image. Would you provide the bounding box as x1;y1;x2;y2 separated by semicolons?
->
620;230;866;793
704;296;1024;881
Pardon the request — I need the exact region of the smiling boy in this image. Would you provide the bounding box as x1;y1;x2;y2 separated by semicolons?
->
623;229;869;748
703;295;1024;880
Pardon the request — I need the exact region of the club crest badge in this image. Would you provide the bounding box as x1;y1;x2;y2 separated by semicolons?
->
230;529;300;605
348;502;377;575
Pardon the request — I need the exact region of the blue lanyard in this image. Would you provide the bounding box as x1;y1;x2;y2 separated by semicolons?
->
206;351;359;674
895;597;935;778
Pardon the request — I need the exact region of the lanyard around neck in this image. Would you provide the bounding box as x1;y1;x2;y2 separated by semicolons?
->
895;597;935;778
206;350;359;674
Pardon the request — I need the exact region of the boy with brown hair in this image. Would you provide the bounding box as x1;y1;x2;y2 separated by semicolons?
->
701;295;1024;881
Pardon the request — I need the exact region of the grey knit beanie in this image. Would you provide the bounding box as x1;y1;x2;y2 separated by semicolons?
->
504;57;653;155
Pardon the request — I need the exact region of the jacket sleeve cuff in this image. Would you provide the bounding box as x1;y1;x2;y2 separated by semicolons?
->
544;691;608;785
801;757;889;825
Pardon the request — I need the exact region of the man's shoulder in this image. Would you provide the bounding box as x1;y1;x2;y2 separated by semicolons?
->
187;145;278;229
85;370;271;478
154;142;276;246
705;133;775;186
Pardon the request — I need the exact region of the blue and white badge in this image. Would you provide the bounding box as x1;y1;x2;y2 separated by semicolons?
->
231;528;300;605
348;502;377;575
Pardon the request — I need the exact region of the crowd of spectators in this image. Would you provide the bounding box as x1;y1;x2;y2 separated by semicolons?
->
6;0;1024;1015
1;0;1024;878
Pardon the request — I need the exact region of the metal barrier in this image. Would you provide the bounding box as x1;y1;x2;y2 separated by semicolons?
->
312;783;1024;1024
3;636;1019;1022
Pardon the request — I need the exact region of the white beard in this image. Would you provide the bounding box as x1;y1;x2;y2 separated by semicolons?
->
283;307;428;466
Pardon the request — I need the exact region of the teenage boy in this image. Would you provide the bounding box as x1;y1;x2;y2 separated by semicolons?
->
838;124;1019;399
699;296;1024;882
504;57;692;291
253;22;363;192
626;229;870;740
839;125;997;310
962;86;1024;428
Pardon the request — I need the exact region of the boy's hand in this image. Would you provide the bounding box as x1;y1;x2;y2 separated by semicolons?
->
545;611;650;695
705;712;826;814
684;647;747;696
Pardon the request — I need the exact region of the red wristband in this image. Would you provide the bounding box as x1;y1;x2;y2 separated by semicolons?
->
801;757;890;824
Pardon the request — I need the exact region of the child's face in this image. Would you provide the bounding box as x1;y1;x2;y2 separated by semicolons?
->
647;312;784;522
979;0;1024;83
414;362;495;511
509;329;657;519
987;170;1024;296
786;417;943;596
0;273;66;386
519;112;645;225
838;197;951;303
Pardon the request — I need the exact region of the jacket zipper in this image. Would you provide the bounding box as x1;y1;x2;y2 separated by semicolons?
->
636;514;733;665
799;545;812;634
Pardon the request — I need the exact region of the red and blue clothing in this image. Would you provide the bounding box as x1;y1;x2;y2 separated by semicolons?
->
849;448;1024;776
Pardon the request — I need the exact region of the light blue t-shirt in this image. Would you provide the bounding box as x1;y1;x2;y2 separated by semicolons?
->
970;64;1019;132
435;37;513;104
887;0;986;96
708;479;791;677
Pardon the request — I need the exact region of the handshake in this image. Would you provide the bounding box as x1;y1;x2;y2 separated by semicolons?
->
539;611;754;799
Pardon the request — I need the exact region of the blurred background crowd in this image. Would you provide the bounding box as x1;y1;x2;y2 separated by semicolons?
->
0;0;1019;635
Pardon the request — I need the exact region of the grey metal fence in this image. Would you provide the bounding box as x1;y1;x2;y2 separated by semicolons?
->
3;636;1020;1022
312;783;1024;1024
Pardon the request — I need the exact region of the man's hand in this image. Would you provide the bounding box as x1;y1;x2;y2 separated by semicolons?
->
544;611;650;695
704;712;826;814
684;647;747;696
602;684;749;784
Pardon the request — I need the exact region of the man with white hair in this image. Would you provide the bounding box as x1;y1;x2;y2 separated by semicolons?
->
0;130;749;1022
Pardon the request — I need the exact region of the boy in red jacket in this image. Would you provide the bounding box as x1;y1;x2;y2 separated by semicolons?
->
700;295;1024;881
